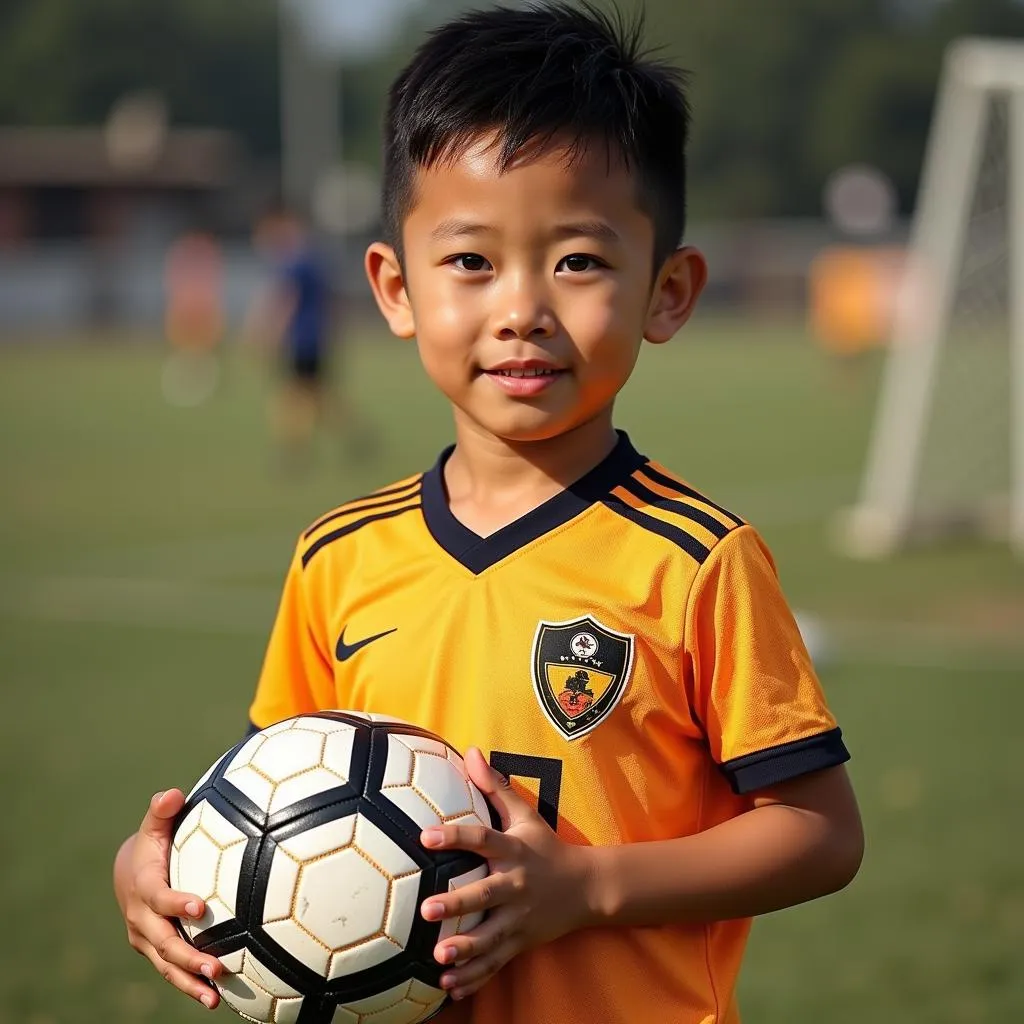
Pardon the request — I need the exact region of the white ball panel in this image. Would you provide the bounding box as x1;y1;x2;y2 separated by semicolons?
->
327;933;402;979
366;713;414;725
172;804;203;852
219;949;246;973
277;815;356;863
381;736;414;787
294;716;355;735
250;731;324;783
438;864;488;942
268;767;351;815
321;728;357;781
395;734;448;759
412;754;475;819
176;828;221;901
295;851;388;948
264;918;331;978
353;816;419;878
339;979;444;1023
384;872;420;947
225;764;276;811
263;849;301;923
198;801;249;849
218;946;306;1023
226;732;269;772
243;950;304;1000
330;1007;359;1024
218;841;246;916
380;786;444;832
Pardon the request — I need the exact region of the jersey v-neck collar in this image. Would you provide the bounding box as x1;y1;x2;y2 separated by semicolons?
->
420;431;648;574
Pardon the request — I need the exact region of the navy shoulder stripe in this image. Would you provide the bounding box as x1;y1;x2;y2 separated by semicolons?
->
303;478;422;539
622;476;733;541
302;502;421;568
602;494;711;564
640;465;745;528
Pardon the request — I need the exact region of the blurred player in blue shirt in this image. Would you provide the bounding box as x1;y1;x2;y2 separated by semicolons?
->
248;203;343;469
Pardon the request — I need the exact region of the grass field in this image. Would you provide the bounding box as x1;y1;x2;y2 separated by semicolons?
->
0;317;1021;1024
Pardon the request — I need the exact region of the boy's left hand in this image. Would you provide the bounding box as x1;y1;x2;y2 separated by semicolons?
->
419;747;594;1000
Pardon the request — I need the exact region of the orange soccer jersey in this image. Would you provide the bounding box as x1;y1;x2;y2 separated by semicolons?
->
250;432;849;1024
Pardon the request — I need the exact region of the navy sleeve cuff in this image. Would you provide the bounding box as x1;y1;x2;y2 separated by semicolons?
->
719;727;850;795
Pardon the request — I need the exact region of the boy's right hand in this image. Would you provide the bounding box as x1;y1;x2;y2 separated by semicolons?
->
115;789;222;1009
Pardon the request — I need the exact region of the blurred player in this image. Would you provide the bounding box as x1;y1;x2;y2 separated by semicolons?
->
161;229;224;406
115;5;863;1023
247;204;343;469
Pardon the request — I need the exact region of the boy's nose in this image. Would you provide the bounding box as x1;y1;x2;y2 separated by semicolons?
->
491;277;556;340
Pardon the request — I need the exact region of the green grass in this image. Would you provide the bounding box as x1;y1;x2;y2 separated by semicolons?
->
0;317;1021;1024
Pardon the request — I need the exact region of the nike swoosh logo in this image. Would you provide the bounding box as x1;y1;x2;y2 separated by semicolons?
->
335;626;398;662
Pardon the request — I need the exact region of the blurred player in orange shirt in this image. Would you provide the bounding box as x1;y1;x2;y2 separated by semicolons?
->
161;229;225;406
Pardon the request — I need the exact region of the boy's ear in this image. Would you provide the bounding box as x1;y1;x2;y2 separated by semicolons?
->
644;246;708;344
365;242;416;339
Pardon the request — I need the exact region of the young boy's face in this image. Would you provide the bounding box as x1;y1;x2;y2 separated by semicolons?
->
367;134;705;445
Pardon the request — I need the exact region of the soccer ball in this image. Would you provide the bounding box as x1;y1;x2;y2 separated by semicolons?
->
169;711;496;1024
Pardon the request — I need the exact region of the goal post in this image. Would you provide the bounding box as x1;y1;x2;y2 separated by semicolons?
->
837;38;1024;559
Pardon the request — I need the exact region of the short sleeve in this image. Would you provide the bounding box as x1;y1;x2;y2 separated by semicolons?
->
685;525;849;794
248;539;336;730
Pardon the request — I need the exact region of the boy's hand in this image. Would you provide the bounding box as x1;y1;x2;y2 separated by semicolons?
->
419;748;594;1001
114;789;223;1009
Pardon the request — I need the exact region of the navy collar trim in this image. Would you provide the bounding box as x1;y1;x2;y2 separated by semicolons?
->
421;431;647;574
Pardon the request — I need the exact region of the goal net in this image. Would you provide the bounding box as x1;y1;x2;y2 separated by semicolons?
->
837;38;1024;558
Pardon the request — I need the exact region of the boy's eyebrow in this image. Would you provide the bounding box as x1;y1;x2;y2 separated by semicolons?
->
429;219;621;243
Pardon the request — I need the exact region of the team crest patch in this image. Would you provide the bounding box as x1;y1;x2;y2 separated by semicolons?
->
531;616;634;741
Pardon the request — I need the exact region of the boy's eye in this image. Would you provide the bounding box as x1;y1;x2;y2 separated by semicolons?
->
449;253;491;272
557;254;603;273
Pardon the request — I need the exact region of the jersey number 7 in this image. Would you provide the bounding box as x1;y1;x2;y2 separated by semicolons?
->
489;751;563;831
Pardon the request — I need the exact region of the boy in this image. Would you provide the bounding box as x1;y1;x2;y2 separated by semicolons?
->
114;4;863;1022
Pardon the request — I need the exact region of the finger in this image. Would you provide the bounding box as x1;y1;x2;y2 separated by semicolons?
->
440;939;518;998
137;939;221;1008
432;906;516;963
139;789;186;844
420;821;516;858
421;873;516;922
142;915;223;980
464;748;536;830
135;863;207;921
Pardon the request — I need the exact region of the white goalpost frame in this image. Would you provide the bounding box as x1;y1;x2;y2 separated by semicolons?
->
840;38;1024;558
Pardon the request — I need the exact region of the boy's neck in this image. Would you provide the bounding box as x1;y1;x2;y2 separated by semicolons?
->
443;414;619;538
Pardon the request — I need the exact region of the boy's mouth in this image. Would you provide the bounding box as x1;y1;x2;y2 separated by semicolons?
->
482;359;567;395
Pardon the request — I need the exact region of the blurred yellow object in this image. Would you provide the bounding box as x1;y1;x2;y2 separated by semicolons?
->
807;246;904;355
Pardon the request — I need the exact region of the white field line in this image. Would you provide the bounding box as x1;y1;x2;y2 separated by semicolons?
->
1;574;1021;673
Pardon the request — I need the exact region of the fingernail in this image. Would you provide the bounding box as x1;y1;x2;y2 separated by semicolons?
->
200;963;214;979
441;973;456;989
422;902;442;921
421;829;443;847
201;992;216;1009
185;901;201;918
452;989;465;1001
154;791;165;802
439;945;456;964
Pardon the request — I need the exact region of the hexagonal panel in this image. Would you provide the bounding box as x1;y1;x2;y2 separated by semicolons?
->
268;767;350;816
249;730;325;783
411;752;475;819
297;850;388;949
217;948;304;1024
277;815;356;863
334;977;445;1024
321;727;356;781
353;816;418;878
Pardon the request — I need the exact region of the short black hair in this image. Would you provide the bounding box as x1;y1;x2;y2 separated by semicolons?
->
382;1;691;268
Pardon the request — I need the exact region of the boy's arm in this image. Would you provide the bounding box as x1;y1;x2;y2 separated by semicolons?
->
584;763;862;926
